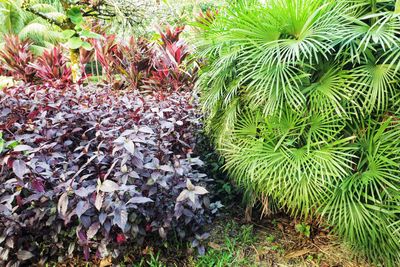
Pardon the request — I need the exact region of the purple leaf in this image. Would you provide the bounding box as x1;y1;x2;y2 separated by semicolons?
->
31;179;45;193
95;193;104;211
87;222;100;239
99;180;119;192
123;140;135;154
76;200;90;218
12;160;28;178
127;196;153;204
113;207;128;231
57;192;68;217
17;250;34;261
13;145;33;152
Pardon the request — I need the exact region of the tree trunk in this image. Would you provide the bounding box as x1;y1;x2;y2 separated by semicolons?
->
70;48;81;83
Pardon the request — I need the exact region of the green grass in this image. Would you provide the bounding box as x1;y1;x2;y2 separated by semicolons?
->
196;222;256;267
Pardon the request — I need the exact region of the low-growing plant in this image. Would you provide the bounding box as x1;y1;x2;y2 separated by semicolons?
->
0;83;213;265
295;223;311;238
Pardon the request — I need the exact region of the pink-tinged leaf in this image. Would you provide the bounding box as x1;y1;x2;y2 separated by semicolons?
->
123;140;135;155
127;196;153;204
193;186;208;195
31;179;45;193
87;222;100;239
99;180;119;192
12;160;28;178
57;192;68;216
116;233;126;244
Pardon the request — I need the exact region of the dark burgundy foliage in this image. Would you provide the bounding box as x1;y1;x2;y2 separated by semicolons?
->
0;84;213;265
159;26;185;45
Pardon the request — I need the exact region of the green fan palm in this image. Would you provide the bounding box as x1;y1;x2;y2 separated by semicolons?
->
194;0;400;265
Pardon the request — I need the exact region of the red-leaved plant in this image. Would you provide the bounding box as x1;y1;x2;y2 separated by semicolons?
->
151;25;191;93
115;37;153;89
0;35;36;83
29;46;73;88
92;34;123;83
92;26;194;94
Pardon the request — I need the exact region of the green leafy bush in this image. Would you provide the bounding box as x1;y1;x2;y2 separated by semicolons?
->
194;0;400;265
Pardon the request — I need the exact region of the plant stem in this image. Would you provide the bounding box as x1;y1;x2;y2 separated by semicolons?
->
70;48;81;83
371;0;377;24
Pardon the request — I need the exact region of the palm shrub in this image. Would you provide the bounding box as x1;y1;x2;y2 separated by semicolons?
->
194;0;400;264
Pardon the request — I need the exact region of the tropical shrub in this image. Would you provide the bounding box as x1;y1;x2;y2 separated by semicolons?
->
0;84;212;265
0;35;36;83
0;35;76;85
194;0;400;265
93;34;153;89
151;25;192;93
93;25;193;93
29;46;73;87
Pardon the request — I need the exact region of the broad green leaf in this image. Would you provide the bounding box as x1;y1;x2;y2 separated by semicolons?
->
62;29;75;39
81;41;92;51
67;37;83;49
0;134;4;154
66;7;83;25
80;30;102;39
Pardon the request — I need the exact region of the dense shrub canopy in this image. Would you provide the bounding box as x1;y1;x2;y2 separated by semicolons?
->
0;84;212;265
195;0;400;265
